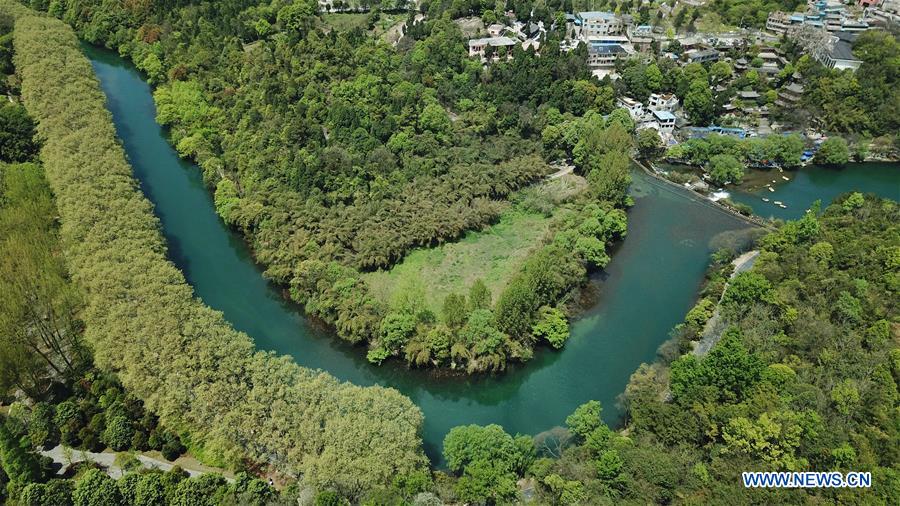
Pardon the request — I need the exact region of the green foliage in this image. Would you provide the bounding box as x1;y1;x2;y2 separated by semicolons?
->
635;128;663;160
0;161;85;398
707;154;743;185
565;401;603;439
531;306;569;349
683;78;713;124
0;102;39;162
19;480;74;506
722;272;771;308
9;11;425;495
0;417;42;491
801;29;899;137
667;133;806;169
73;469;122;506
671;327;763;403
814;137;850;166
443;424;532;503
610;195;899;503
101;416;134;452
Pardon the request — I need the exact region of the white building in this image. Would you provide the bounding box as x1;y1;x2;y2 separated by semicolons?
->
648;93;679;112
576;11;624;37
650;110;676;133
617;97;644;120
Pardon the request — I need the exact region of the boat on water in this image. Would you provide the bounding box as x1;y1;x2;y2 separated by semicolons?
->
762;197;770;202
774;201;783;205
778;203;787;208
782;176;789;181
768;187;775;192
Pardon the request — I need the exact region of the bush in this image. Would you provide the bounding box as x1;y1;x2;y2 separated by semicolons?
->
72;469;122;506
101;416;134;452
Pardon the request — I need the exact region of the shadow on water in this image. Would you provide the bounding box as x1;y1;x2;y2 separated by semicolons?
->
83;44;764;463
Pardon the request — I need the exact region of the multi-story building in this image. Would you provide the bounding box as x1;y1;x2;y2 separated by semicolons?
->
766;11;793;34
575;11;624;37
684;48;720;64
650;110;676;133
818;35;863;71
617;97;644;120
648;93;679;112
587;43;627;68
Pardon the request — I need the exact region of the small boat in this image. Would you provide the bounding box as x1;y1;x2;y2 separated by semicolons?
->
762;197;770;202
774;201;783;205
781;176;789;181
772;179;778;183
768;187;775;192
778;167;783;172
778;203;787;209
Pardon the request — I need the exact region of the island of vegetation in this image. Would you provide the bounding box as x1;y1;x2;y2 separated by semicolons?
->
2;0;647;373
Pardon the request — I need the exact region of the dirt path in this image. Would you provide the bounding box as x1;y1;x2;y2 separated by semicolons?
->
39;445;233;481
693;250;760;356
547;164;575;180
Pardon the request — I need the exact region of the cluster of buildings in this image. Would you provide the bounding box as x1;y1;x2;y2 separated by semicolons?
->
467;20;544;61
765;1;870;35
617;93;679;138
766;0;900;72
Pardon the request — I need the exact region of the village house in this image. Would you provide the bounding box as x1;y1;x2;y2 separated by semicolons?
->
468;36;517;60
650;109;676;134
648;93;679;112
486;23;506;37
617;97;644;120
775;82;804;107
575;11;625;37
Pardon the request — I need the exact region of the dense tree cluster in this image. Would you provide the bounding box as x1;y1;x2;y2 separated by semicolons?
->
7;7;424;497
19;0;643;371
430;196;897;504
527;195;898;503
666;132;811;184
1;415;283;506
797;30;900;140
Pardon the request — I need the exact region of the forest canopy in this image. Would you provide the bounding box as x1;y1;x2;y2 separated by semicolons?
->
6;5;425;495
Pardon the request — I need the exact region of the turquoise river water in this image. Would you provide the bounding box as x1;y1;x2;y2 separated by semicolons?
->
84;45;898;461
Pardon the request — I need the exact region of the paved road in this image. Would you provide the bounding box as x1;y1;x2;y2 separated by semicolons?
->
39;445;229;481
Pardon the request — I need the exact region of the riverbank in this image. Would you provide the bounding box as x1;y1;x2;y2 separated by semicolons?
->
633;158;773;230
79;46;756;460
648;159;900;222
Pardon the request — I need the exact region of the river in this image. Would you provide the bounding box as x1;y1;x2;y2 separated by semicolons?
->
84;45;895;463
730;163;900;220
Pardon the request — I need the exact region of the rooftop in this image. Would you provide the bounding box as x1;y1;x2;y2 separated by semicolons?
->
578;11;617;20
652;110;676;121
589;44;627;55
468;36;517;48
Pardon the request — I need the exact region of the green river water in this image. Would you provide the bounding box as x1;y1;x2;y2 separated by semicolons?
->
731;163;900;220
83;45;897;461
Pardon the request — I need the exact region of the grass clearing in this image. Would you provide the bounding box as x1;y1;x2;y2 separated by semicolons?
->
321;13;403;37
363;209;552;314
